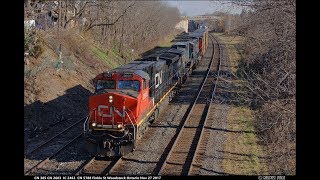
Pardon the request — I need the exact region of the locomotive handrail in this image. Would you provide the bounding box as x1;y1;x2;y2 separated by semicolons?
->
83;110;93;135
84;108;98;134
126;108;136;122
83;116;89;134
125;110;136;140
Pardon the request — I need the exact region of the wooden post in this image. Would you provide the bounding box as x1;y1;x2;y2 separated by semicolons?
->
59;44;62;60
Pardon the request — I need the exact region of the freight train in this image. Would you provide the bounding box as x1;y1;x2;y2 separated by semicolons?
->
84;27;209;157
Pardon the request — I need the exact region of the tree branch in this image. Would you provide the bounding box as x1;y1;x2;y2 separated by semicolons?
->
64;1;97;28
85;1;135;31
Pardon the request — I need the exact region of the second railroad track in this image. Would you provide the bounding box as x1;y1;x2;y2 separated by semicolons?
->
155;34;223;176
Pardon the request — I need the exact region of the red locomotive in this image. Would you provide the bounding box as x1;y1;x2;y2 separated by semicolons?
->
84;28;208;157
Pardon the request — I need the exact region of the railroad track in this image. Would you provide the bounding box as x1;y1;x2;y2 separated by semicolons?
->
153;34;223;176
188;35;223;175
25;117;73;139
24;117;87;175
74;157;121;175
25;117;86;157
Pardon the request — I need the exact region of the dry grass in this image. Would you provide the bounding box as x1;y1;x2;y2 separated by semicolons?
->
214;33;244;73
222;107;268;175
90;47;121;69
214;33;269;175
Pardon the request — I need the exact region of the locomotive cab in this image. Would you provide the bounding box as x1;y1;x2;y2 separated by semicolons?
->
84;70;152;156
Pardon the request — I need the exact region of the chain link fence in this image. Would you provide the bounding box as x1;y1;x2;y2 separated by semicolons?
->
24;55;75;78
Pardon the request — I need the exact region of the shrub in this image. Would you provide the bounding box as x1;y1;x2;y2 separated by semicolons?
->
24;26;43;58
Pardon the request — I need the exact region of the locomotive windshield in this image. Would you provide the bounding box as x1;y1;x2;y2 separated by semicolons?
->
96;80;116;91
118;80;140;91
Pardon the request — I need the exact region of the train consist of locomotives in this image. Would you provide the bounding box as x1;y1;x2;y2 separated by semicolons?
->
84;26;209;157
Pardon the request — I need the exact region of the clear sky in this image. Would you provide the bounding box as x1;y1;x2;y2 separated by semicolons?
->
164;0;244;16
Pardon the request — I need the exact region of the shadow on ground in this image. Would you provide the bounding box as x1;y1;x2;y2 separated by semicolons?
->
24;84;93;162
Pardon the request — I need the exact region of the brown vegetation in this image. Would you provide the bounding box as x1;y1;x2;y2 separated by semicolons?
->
24;0;181;139
222;0;296;175
24;0;181;59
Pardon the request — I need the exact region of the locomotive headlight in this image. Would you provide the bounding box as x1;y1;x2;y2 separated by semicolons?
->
109;95;113;103
92;122;97;127
117;124;123;129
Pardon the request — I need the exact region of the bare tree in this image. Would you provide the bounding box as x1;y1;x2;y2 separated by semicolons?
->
24;0;181;65
219;0;296;175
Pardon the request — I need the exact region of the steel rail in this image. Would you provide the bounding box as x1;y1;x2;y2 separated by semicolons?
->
187;34;222;175
157;34;216;175
25;117;86;157
25;132;83;175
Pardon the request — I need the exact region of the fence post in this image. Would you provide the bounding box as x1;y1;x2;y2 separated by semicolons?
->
59;44;62;60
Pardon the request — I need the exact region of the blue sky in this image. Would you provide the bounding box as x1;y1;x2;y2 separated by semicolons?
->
164;1;244;16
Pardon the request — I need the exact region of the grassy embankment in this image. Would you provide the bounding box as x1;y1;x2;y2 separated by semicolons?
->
90;32;178;69
214;33;268;175
90;47;122;69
